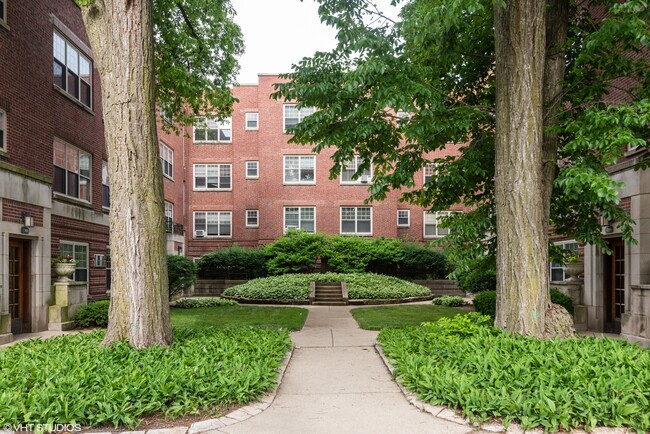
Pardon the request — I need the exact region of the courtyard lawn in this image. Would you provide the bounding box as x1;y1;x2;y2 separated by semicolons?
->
171;305;308;331
350;304;463;330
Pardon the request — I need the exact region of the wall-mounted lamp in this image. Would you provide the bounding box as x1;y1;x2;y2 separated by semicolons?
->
21;212;34;228
603;219;614;234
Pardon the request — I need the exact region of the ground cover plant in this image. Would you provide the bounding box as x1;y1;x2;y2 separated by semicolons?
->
0;328;291;428
431;296;467;307
351;305;462;330
474;289;574;320
379;314;650;432
173;297;239;308
171;306;308;331
223;273;430;301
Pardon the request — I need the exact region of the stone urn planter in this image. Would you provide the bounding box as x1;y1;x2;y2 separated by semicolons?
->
564;262;584;281
53;262;76;282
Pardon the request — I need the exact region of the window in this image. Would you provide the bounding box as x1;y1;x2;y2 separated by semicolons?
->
59;241;88;283
164;201;174;232
53;31;92;108
102;160;110;209
193;117;232;143
341;156;372;184
245;112;259;130
246;210;259;228
53;138;91;202
341;207;372;235
246;161;259;179
160;106;173;124
397;210;410;227
284;156;315;184
160;141;173;179
284;207;315;232
424;163;437;184
550;241;579;282
194;211;231;237
193;164;232;190
0;108;5;150
424;211;458;237
396;111;411;125
284;104;315;131
0;0;5;25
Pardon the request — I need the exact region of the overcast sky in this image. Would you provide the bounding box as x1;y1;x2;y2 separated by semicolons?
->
230;0;399;84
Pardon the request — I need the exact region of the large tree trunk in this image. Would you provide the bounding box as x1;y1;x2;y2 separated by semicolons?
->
80;0;172;348
493;0;549;336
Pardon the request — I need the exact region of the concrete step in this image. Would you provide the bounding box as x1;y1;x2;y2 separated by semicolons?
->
315;296;343;301
312;301;348;306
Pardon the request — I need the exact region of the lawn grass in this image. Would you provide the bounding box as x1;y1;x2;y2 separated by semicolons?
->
350;304;463;330
171;305;308;331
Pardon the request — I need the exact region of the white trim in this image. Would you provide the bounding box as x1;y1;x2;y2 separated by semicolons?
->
283;104;315;133
283;155;316;185
340;206;372;236
193;116;232;143
193;210;233;238
246;209;259;228
160;141;174;180
423;211;459;238
245;112;259;130
283;206;316;233
397;209;410;227
193;163;232;191
245;160;259;179
550;240;579;282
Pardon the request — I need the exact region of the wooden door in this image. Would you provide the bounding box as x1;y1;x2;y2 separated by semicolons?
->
605;239;625;333
8;239;30;334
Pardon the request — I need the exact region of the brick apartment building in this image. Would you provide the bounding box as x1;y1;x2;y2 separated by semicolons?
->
0;1;647;345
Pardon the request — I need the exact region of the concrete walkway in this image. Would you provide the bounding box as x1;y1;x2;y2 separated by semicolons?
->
219;305;472;434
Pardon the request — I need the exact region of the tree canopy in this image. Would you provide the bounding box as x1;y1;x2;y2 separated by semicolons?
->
273;0;650;273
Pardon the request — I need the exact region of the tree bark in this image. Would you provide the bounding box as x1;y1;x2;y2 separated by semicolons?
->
80;0;172;348
493;0;549;336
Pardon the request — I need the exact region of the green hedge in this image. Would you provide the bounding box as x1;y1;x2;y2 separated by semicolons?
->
398;244;450;279
264;231;327;275
223;273;430;301
173;297;239;308
323;236;402;274
0;328;292;428
431;295;467;307
197;246;268;279
168;254;198;299
473;289;574;320
72;300;110;327
457;269;497;294
379;315;650;432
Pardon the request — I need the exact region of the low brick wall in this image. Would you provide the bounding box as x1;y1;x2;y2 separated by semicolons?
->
411;279;464;297
190;279;248;297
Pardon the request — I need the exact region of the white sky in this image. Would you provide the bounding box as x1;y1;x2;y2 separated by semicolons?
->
230;0;400;84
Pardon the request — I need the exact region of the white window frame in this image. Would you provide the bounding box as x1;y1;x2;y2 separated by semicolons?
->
550;240;579;282
102;160;110;209
246;209;259;228
0;108;6;151
283;155;316;185
59;241;89;286
424;211;459;238
53;138;92;203
53;31;93;109
193;117;232;143
340;207;372;236
283;206;316;233
397;210;410;227
246;161;259;179
423;163;437;184
283;104;315;132
245;112;259;130
193;211;232;238
164;201;174;232
341;155;372;184
193;164;232;191
160;141;173;180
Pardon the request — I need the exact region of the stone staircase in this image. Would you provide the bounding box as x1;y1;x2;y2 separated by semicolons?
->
310;281;349;306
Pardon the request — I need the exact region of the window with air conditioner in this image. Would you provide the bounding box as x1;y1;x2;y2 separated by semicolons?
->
194;211;231;237
284;207;315;233
341;156;372;184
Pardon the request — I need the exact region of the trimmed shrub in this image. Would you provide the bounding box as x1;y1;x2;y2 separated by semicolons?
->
223;273;430;301
264;230;327;275
72;300;110;327
473;289;574;320
431;295;467;307
323;236;402;274
457;269;497;294
197;246;268;279
398;244;450;279
173;297;239;308
168;255;198;299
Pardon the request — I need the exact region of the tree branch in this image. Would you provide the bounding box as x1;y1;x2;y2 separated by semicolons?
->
175;1;204;55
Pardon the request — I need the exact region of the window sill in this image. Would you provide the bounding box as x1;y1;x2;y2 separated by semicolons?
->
53;85;95;115
193;141;232;145
340;182;373;186
624;147;646;158
397;225;410;229
246;225;259;229
245;176;259;180
163;175;174;182
53;193;94;209
194;236;232;240
341;233;373;237
0;148;8;158
283;182;316;186
193;188;233;192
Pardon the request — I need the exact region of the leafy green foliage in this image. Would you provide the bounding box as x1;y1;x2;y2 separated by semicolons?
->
223;273;430;301
72;300;110;328
397;244;450;279
171;306;308;331
457;269;497;294
351;305;463;330
431;296;467;307
264;230;327;275
197;246;268;279
167;255;198;299
173;297;238;308
0;328;291;428
379;320;650;431
323;236;402;273
474;289;574;320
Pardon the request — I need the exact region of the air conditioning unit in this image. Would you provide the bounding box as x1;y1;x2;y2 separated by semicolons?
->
194;230;206;237
94;254;105;267
360;175;370;183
